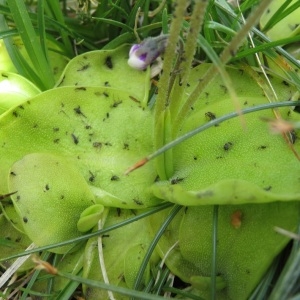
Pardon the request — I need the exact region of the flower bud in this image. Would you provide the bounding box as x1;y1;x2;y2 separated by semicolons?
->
128;35;169;70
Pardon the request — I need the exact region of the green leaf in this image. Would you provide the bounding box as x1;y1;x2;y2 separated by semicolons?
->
56;45;150;106
82;209;159;296
0;71;41;115
8;153;96;253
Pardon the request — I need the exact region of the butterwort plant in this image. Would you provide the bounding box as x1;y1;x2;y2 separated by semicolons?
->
0;0;300;299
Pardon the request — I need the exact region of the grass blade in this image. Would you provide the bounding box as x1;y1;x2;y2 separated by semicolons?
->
7;0;55;89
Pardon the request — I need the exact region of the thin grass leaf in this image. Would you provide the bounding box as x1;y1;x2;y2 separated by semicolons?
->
37;0;47;59
0;203;173;263
249;29;300;69
260;0;292;32
144;277;155;293
123;0;145;32
19;251;51;300
106;0;128;19
161;8;168;34
152;268;170;295
239;0;261;13
102;31;135;49
162;286;206;300
55;269;82;300
136;22;164;35
133;205;182;293
0;4;25;73
19;289;53;297
43;15;98;51
0;28;18;39
214;1;300;68
7;0;55;89
264;51;300;90
269;245;300;299
233;35;300;60
0;3;10;14
45;1;73;56
205;20;237;37
47;253;60;294
93;17;133;33
172;28;244;136
175;0;273;129
248;255;280;300
10;49;46;88
261;0;300;32
49;264;169;300
142;0;150;26
127;100;300;170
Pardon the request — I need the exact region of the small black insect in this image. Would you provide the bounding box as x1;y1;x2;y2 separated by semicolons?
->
111;175;120;181
77;63;90;72
258;145;267;150
133;198;143;205
75;87;86;91
105;56;113;69
71;133;79;145
154;175;160;182
171;177;184;184
205;111;216;121
129;95;140;103
89;171;96;182
290;130;297;144
111;100;122;108
223;142;233;151
57;75;65;87
93;142;102;149
220;84;228;93
74;106;86;118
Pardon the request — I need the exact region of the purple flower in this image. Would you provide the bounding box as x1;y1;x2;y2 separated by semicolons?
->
128;35;169;70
